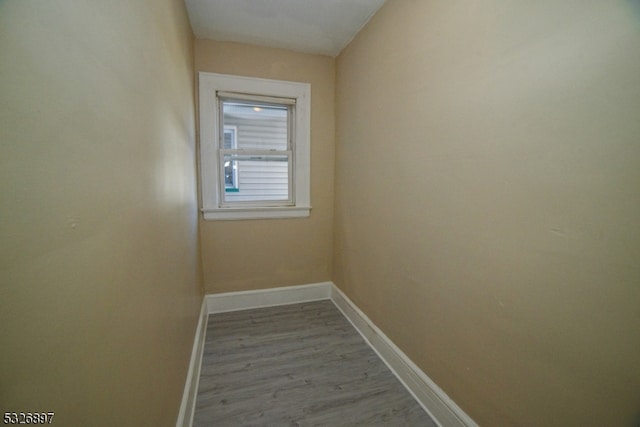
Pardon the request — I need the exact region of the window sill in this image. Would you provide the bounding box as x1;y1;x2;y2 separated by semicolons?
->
202;206;311;221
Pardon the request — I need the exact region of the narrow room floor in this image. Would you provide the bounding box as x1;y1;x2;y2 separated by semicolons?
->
194;300;436;426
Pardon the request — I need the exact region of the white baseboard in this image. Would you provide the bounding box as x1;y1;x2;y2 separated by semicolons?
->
176;298;208;427
177;281;476;427
330;285;478;427
205;282;333;314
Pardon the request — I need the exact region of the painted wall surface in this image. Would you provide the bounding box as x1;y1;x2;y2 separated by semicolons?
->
196;40;335;293
0;1;202;425
334;1;640;425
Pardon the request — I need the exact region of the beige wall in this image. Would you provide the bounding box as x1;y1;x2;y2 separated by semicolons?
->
0;1;202;425
196;40;335;293
334;0;640;425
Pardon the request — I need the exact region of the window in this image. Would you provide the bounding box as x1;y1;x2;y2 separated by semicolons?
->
198;72;311;220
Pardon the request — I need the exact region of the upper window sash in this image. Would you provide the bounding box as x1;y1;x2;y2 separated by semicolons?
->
217;95;294;152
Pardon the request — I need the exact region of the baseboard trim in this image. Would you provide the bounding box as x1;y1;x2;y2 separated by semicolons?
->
330;285;477;427
176;298;208;427
178;281;476;427
205;282;332;314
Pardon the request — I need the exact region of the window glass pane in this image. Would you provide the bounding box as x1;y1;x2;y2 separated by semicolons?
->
223;128;234;149
222;154;290;202
223;127;237;188
224;156;236;188
222;101;288;150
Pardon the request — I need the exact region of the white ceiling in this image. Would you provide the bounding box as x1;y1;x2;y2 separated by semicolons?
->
184;0;387;57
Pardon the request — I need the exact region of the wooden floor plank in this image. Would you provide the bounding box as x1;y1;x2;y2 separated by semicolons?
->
194;300;437;426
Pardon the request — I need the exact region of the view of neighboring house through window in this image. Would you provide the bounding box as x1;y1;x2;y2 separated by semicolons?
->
223;126;238;190
219;97;292;204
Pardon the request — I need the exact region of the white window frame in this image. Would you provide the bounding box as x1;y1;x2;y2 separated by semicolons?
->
199;72;311;220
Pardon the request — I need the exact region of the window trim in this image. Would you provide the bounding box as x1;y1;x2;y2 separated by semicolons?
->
198;72;311;220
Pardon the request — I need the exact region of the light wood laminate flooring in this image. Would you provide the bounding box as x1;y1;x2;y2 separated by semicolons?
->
193;300;436;426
